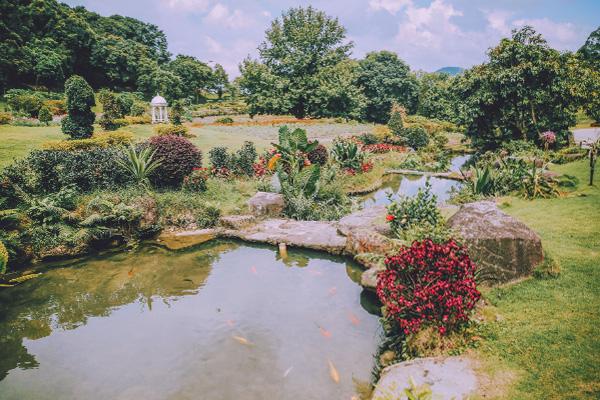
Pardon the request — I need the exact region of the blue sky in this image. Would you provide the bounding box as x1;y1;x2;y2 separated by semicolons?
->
64;0;599;76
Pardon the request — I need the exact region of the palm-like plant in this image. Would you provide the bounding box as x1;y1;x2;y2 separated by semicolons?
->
271;126;319;174
118;145;162;188
330;138;365;170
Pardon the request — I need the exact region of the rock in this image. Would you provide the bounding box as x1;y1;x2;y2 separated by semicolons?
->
219;215;256;230
360;265;385;291
372;356;477;400
247;192;285;217
447;201;543;282
344;229;394;256
338;206;390;236
135;196;159;231
158;228;217;250
222;219;347;254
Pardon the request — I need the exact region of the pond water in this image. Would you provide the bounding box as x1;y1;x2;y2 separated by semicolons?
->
359;154;471;207
0;241;380;400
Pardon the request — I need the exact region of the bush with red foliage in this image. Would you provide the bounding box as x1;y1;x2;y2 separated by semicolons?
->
376;239;480;336
253;156;269;177
147;135;202;188
361;160;373;173
307;144;329;165
362;143;407;154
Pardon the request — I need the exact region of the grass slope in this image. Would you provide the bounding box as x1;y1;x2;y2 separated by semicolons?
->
479;160;600;399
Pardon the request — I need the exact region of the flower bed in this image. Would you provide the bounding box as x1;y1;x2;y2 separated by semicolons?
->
362;143;407;153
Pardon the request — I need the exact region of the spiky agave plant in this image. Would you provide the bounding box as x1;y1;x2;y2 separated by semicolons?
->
118;145;162;188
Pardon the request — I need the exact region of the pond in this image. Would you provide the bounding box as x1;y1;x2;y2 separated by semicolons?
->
359;154;471;207
0;240;380;400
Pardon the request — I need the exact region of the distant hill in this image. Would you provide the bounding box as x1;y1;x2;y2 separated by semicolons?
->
435;67;464;76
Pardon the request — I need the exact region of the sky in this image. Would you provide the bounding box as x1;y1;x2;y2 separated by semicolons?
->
63;0;599;77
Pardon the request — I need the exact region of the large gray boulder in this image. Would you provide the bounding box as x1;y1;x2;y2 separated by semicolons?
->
373;356;477;400
447;201;543;283
247;192;285;217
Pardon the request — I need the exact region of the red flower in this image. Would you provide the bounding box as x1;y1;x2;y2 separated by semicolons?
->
386;214;395;221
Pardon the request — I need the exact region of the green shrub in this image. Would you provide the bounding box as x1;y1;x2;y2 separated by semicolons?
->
6;93;43;117
208;146;231;170
147;135;202;188
357;132;379;145
41;131;133;151
388;103;405;136
0;241;8;274
129;102;147;116
232;141;257;176
331;137;365;170
38;106;52;125
170;100;185;125
182;168;209;192
61;75;96;139
401;126;430;149
117;145;162;188
43;99;66;115
307;144;329;165
153;124;191;137
398;153;423;170
215;116;234;124
386;180;442;238
0;112;12;124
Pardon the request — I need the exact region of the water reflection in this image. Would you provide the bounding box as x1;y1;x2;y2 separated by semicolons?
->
0;240;380;400
359;154;471;206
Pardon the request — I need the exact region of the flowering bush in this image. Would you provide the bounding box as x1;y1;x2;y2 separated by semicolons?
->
253;157;269;177
183;168;209;192
361;160;374;173
377;239;481;335
362;143;407;153
147;135;202;188
540;131;556;145
386;180;441;235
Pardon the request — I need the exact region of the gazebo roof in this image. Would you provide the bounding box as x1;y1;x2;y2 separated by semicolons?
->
151;94;167;106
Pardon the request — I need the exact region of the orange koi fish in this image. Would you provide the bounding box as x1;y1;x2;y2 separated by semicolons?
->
250;266;258;274
328;286;337;296
328;359;340;384
348;312;360;326
232;335;252;346
226;319;235;327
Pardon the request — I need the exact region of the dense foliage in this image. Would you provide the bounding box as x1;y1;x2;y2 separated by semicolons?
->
377;239;481;335
147;135;201;188
454;27;578;150
357;51;419;123
61;75;95;139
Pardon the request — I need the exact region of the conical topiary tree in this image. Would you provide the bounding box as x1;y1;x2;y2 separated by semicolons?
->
387;102;405;137
38;105;52;126
61;75;96;139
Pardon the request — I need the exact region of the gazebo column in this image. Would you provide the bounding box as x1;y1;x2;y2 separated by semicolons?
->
164;106;168;122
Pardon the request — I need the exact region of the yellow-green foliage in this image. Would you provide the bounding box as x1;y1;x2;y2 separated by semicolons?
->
43;99;66;115
0;241;8;274
404;115;458;134
373;124;392;142
114;115;152;126
0;112;12;125
154;124;192;137
41;130;133;150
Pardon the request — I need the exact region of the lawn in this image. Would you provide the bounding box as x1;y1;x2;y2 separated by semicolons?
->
0;119;376;167
477;160;600;399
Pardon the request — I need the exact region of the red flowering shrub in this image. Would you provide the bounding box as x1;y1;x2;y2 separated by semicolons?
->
211;166;232;178
362;143;407;153
147;135;202;188
361;160;374;173
376;239;480;336
253;156;269;177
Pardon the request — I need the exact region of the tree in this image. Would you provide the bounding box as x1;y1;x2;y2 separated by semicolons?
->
136;60;183;102
211;64;229;99
38;106;52;125
417;72;458;122
239;6;354;119
578;26;600;69
61;75;95;139
357;51;419;123
454;27;577;150
168;55;212;101
388;103;405;136
576;27;600;122
170;100;184;125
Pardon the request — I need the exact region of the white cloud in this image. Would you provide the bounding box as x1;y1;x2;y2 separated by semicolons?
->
369;0;412;15
203;35;223;54
485;10;512;36
261;10;271;18
204;3;253;28
165;0;211;12
396;0;463;49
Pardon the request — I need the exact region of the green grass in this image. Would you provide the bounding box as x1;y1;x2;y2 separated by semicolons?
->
0;121;375;167
477;160;600;399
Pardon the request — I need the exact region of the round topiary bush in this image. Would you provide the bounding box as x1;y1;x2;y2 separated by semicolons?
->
61;75;96;139
307;144;329;165
402;126;430;149
147;135;202;188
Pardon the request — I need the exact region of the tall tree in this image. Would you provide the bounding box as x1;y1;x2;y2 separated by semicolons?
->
356;51;419;123
454;26;577;150
417;72;458;123
168;55;213;101
211;64;229;99
240;6;356;119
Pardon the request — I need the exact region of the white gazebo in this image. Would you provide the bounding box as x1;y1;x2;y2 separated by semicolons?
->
151;94;169;123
